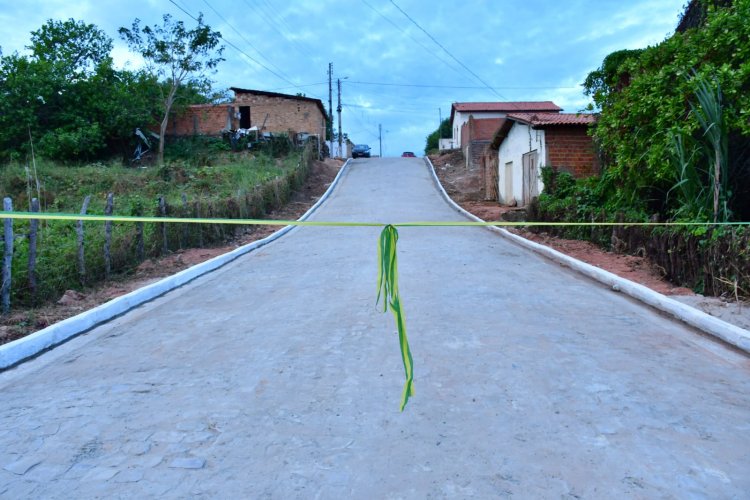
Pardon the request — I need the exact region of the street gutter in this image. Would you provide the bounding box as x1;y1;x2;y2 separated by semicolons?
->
424;156;750;354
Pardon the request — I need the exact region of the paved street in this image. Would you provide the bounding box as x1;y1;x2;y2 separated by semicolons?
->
1;158;749;498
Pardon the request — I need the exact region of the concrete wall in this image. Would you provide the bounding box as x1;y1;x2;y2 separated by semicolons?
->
327;141;350;158
497;122;546;206
544;127;600;177
439;138;458;151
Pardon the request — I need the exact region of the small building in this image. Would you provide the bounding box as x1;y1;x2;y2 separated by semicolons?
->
167;88;328;141
450;101;562;150
490;112;599;206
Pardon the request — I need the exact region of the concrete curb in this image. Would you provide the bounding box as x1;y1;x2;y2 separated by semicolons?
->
423;156;750;354
0;159;353;370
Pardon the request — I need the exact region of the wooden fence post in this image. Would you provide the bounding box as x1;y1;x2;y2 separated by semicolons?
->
158;196;168;254
104;193;114;280
76;195;91;285
181;192;188;249
28;198;39;301
2;198;13;314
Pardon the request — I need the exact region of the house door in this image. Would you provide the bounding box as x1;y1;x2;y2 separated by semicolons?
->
239;106;251;129
522;150;539;205
504;161;513;205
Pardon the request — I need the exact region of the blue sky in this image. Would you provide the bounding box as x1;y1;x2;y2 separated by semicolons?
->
0;0;685;156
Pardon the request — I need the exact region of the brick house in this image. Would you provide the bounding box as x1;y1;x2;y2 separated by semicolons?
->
489;112;599;206
167;88;328;141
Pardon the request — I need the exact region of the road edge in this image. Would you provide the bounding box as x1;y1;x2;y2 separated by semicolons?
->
0;159;353;370
423;156;750;354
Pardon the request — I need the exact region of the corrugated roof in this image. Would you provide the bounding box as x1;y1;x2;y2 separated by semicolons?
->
506;112;597;127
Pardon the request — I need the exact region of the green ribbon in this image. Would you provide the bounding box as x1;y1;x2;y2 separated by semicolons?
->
377;225;414;411
1;210;748;411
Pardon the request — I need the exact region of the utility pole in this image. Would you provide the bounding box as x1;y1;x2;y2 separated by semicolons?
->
438;108;442;139
327;63;333;142
379;123;383;158
337;78;343;156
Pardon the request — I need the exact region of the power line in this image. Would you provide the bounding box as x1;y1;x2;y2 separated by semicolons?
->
388;0;505;99
359;0;468;83
166;0;319;98
248;0;318;60
200;0;295;83
346;80;579;90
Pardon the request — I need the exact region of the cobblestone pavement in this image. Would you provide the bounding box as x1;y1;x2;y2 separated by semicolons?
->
1;158;749;498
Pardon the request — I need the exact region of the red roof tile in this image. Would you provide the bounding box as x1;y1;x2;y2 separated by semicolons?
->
506;112;597;127
452;101;562;113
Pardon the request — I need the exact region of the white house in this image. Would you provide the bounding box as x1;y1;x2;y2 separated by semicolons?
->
449;101;562;149
490;112;599;206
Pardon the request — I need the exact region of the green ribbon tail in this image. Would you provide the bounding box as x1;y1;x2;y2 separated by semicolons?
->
377;225;414;411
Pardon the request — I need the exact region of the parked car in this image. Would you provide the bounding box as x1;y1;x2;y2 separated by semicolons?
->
401;151;416;157
352;144;371;158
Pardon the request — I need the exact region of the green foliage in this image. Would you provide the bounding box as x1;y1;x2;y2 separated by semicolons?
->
0;19;162;162
1;147;312;307
667;72;732;222
424;118;451;154
119;14;225;165
584;0;750;220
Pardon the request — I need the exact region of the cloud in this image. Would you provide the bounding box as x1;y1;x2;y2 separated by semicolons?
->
0;0;688;156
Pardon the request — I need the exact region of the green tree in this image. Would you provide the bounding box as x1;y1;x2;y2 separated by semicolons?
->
582;0;750;220
119;14;224;165
424;118;451;154
0;19;161;162
29;18;112;76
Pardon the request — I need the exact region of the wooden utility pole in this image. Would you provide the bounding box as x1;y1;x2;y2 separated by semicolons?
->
327;63;333;142
337;78;343;156
438;108;442;140
379;124;384;157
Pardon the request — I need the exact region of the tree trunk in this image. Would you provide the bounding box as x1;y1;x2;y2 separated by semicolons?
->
158;83;180;165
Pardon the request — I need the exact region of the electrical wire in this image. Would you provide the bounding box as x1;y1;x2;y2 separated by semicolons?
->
166;0;322;99
359;0;469;83
388;0;506;99
247;0;319;60
199;0;294;82
346;80;579;90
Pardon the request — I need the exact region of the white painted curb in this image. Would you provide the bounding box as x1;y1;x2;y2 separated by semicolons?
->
423;157;750;354
0;159;353;370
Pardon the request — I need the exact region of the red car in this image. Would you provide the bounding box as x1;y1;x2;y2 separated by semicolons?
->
401;152;416;157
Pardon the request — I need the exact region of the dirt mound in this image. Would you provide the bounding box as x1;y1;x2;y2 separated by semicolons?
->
429;151;484;202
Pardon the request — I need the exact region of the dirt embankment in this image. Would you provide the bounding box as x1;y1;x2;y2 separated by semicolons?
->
0;159;343;345
429;152;750;331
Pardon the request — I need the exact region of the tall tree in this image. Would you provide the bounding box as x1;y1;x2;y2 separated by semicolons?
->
29;18;113;77
119;14;224;165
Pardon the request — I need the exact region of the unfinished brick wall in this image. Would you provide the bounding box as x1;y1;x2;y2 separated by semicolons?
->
167;92;327;139
544;126;600;177
168;105;232;136
234;93;326;139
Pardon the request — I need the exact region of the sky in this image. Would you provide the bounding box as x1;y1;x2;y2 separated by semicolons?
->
0;0;686;156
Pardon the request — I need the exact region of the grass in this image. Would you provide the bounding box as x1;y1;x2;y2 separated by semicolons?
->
0;139;314;307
